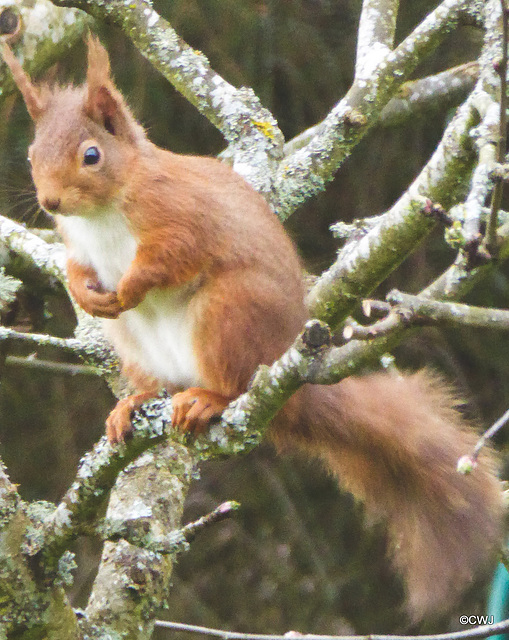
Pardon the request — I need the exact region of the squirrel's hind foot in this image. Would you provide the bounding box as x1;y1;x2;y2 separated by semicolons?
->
171;388;231;434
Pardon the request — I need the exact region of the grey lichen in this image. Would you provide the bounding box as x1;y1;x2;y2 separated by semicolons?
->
0;0;89;105
0;268;20;310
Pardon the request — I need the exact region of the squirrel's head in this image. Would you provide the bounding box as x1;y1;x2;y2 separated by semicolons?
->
1;35;147;216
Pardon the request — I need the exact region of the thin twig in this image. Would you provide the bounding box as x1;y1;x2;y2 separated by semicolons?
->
485;0;509;254
342;313;401;341
0;326;87;354
4;355;100;376
153;618;509;640
472;407;509;461
179;501;240;544
385;290;509;330
101;498;239;554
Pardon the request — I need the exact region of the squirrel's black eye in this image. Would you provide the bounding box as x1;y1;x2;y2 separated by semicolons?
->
83;146;101;166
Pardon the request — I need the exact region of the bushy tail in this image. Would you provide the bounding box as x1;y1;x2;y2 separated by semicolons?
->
274;370;503;621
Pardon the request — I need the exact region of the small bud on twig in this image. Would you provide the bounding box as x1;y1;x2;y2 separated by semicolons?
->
457;455;477;475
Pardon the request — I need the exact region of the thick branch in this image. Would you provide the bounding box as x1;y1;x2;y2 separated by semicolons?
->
26;416;167;573
378;62;479;127
355;0;399;78
82;442;196;639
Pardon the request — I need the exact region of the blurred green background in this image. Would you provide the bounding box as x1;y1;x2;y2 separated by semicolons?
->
0;0;507;636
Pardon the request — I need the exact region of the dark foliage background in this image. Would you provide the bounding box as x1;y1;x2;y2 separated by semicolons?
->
0;0;507;635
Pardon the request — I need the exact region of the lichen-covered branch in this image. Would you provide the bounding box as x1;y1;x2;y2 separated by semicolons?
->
386;289;509;330
355;0;399;78
284;63;478;155
344;290;509;340
461;97;499;244
102;500;239;554
306;91;477;328
0;267;20;310
0;325;86;353
485;0;509;253
81;442;195;639
0;0;88;106
26;415;167;574
0;461;40;629
306;0;506;329
0;213;65;282
273;0;470;218
456;0;505;248
379;62;479;127
0;462;81;638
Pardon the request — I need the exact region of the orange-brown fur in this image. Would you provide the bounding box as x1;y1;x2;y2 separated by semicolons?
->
1;36;503;621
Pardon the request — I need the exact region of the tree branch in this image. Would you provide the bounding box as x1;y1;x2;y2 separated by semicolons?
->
355;0;399;78
0;213;65;282
153;617;509;640
284;63;478;155
80;441;196;639
274;0;471;218
485;0;509;254
4;355;100;375
0;0;88;108
306;90;477;328
26;414;168;574
386;289;509;330
102;500;240;554
344;290;509;341
307;0;505;329
378;62;479;128
0;325;87;354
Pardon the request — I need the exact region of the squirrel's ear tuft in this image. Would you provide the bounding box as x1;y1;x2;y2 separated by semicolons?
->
85;34;143;143
86;34;111;91
85;34;116;132
1;42;46;120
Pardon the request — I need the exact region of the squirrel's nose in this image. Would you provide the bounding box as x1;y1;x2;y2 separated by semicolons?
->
42;197;61;212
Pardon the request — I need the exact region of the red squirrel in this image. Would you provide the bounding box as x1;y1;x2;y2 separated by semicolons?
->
1;36;503;621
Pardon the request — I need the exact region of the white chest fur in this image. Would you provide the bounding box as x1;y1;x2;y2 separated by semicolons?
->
58;210;200;388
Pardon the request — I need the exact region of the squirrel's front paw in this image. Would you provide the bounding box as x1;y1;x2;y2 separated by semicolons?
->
77;282;123;319
117;275;146;311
